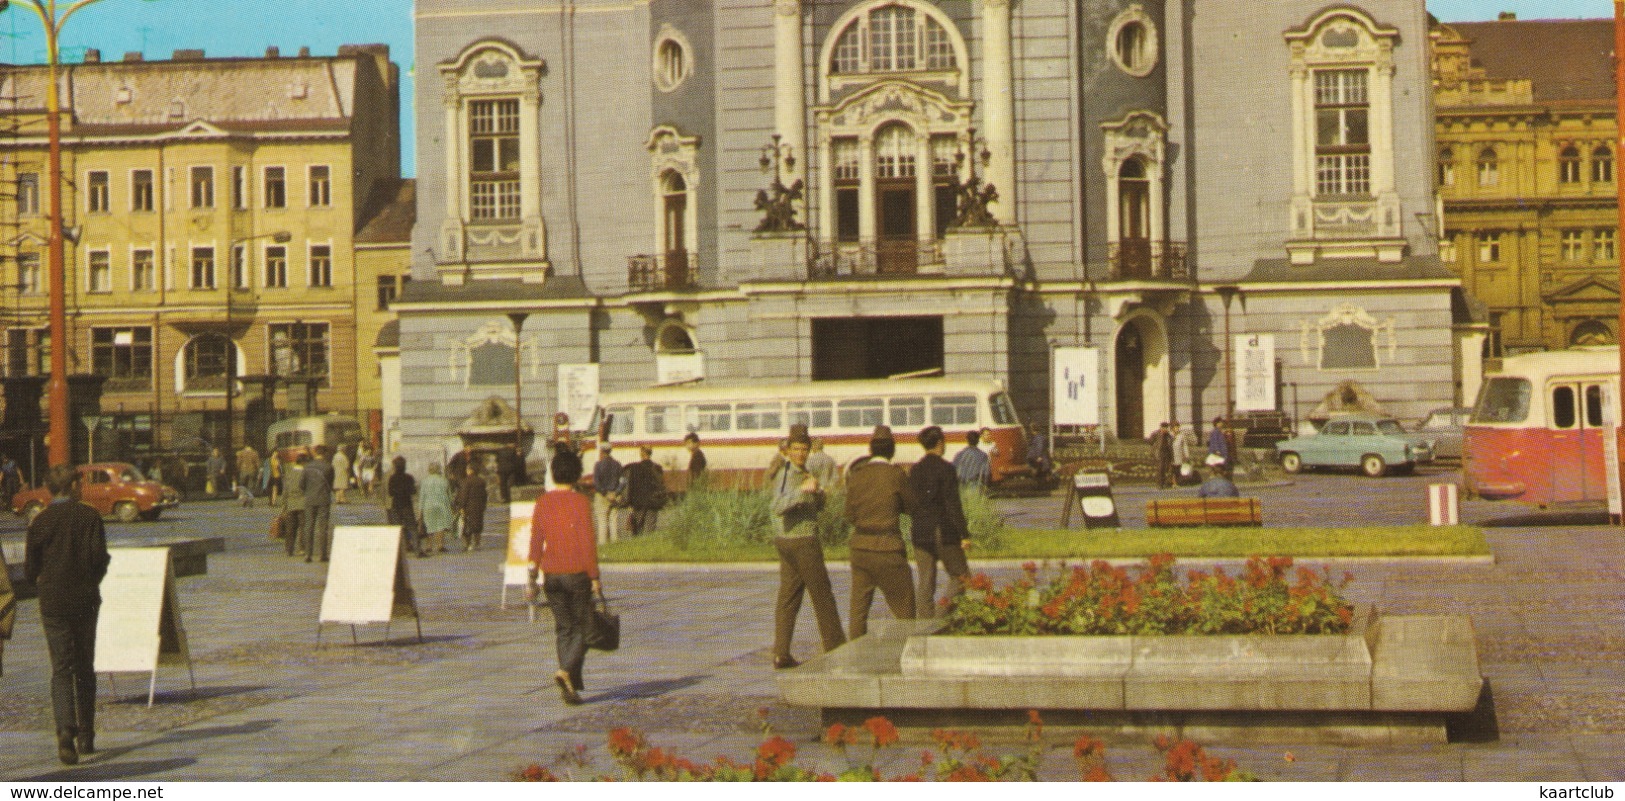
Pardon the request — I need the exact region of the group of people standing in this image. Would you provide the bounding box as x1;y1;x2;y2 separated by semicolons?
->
1149;417;1242;498
384;457;490;557
589;435;707;544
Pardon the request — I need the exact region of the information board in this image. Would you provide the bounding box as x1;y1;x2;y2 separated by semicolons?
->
557;364;600;432
502;501;535;610
319;526;417;626
1052;346;1101;426
1234;334;1276;412
93;547;193;706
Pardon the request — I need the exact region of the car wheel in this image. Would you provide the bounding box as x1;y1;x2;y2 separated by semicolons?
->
1361;454;1387;478
1280;452;1303;474
20;501;42;523
114;501;140;523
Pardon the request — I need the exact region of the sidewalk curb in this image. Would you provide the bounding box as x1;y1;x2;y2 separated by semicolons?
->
602;553;1496;572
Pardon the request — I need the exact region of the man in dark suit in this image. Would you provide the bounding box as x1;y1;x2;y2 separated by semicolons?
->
24;464;109;765
623;446;665;537
909;426;971;618
301;445;336;562
843;427;917;639
456;464;489;551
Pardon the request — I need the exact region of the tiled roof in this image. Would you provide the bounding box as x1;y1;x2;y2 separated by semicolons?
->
1449;19;1615;104
356;179;416;242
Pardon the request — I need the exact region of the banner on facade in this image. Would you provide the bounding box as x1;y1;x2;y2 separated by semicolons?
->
557;364;600;428
1234;334;1277;412
1052;347;1101;426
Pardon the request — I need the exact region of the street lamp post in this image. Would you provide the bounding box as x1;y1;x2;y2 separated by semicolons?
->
0;0;143;467
225;231;291;457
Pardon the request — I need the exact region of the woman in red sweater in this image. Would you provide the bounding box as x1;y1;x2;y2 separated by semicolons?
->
527;450;600;705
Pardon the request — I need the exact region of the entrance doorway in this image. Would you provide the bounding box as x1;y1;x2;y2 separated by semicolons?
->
812;316;943;380
876;182;916;274
1114;313;1169;440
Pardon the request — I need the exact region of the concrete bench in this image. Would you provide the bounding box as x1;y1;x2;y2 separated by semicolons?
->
777;611;1483;745
2;536;224;598
1146;497;1262;527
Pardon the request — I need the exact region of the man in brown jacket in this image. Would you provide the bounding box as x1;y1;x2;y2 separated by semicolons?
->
843;426;917;639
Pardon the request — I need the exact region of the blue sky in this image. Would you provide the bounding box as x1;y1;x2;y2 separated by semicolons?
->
0;0;1608;177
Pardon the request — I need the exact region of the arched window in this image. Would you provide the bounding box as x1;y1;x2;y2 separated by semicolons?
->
1594;145;1614;183
1477;147;1499;187
1559;145;1582;184
830;4;956;74
1438;147;1455;187
182;334;232;393
1571;319;1614;347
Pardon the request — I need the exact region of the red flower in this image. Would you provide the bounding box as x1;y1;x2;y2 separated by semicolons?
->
1083;764;1113;782
1026;709;1044;738
515;764;560;782
1073;735;1105;759
863;716;900;747
757;735;796;767
608;727;645;758
823;723;849;746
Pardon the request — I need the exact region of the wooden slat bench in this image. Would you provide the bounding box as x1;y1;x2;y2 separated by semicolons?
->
1146;497;1262;527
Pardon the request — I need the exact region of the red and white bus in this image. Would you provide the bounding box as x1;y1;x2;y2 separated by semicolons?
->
591;378;1030;489
1465;346;1622;506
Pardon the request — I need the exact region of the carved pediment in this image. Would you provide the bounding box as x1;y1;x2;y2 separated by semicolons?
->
819;80;971;136
440;39;544;97
1544;276;1621;304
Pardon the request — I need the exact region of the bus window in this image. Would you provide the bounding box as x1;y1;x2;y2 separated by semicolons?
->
930;395;978;426
1473;377;1531;424
1552;386;1577;429
646;405;681;435
605;407;635;437
837;398;884;429
735;402;783;431
788;400;832;430
687;403;733;432
1585;385;1606;427
990;393;1019;426
888;397;926;428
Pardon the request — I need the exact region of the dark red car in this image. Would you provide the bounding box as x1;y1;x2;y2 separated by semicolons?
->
11;462;181;523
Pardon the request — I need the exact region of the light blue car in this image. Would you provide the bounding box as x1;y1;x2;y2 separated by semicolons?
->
1276;413;1434;477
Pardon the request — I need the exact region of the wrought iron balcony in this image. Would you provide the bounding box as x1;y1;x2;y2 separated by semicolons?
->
1108;240;1189;281
627;251;698;292
807;239;943;280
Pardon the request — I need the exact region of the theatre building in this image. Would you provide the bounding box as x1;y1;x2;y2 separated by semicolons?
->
395;0;1476;458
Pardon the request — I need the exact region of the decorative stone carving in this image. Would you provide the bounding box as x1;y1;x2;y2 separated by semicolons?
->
449;319;539;388
1299;303;1397;370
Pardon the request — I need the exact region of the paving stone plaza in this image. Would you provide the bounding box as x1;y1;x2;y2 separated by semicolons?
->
1;469;1622;782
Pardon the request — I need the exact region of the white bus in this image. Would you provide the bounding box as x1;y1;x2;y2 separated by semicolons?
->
591;378;1028;489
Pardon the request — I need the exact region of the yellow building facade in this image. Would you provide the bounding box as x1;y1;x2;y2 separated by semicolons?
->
1433;16;1620;355
0;45;403;458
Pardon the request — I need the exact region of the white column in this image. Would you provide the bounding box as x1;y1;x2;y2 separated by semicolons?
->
980;0;1015;222
1289;65;1309;197
443;95;463;222
914;133;933;246
818;133;835;243
1368;62;1395;196
774;0;806;181
858;138;876;245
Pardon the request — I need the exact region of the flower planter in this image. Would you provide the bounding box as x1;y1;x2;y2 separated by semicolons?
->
776;609;1483;745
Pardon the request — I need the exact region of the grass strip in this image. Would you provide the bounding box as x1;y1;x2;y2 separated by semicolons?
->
599;524;1489;563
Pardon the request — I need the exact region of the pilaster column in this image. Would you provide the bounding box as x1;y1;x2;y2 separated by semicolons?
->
914;133;933;245
818;132;835;242
858;138;876;244
980;0;1015;221
774;0;806;181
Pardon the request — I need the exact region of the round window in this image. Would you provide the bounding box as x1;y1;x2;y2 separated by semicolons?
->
1107;8;1158;78
653;35;691;92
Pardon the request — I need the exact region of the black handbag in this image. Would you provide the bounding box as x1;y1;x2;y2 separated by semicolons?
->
586;589;620;652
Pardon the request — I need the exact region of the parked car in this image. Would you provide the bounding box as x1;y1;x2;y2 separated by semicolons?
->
1275;414;1435;477
11;462;181;523
1414;406;1473;462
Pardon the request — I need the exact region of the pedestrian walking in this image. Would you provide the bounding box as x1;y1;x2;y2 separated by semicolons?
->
1150;421;1174;488
419;463;456;555
769;427;844;669
302;445;336;562
1206;417;1231;470
909;426;971;619
952;430;991;486
357;444;380;499
24;464;110;765
527;450;600;706
281;453;307;557
206;447;227;496
592;444;624;545
765;438;792;488
386;457;420;556
844;427;917;639
623;446;665;537
456;464;488;551
331;446;351;505
236;444;260;496
1025;422;1051;481
1171;421;1196;485
684;433;707;490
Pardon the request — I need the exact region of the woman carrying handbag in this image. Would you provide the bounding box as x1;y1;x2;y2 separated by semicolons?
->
527;449;600;705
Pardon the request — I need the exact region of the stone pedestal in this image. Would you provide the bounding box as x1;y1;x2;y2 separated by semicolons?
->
751;232;809;283
942;227;1007;277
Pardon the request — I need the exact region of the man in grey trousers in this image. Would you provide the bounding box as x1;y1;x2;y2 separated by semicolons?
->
301;445;336;562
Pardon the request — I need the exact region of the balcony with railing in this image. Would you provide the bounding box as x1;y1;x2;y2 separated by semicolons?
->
627;251;698;293
1108;240;1189;281
807;239;944;280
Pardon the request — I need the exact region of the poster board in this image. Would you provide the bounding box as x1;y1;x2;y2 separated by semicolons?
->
502;501;534;610
1052;346;1101;426
1234;334;1277;412
319;526;418;626
94;547;194;706
557;364;600;432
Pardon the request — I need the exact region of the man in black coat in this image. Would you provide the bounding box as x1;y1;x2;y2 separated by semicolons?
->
908;426;971;619
301;445;336;562
623;446;666;537
24;464;109;765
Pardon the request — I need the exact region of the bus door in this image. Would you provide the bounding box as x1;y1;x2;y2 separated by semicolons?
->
1581;383;1611;502
1547;383;1587;503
